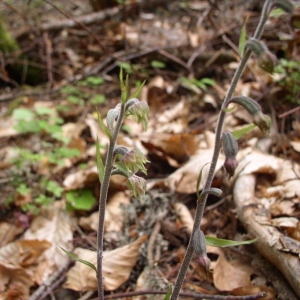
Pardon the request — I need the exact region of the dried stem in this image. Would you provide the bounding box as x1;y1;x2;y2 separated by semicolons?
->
170;1;272;298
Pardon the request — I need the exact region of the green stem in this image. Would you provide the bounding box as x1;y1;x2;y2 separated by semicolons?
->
97;103;126;299
170;1;272;298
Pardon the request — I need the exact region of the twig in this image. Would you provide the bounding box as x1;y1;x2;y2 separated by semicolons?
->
43;32;54;89
29;260;71;300
91;290;266;300
41;0;106;50
279;105;300;118
78;291;95;300
147;221;162;267
15;6;122;40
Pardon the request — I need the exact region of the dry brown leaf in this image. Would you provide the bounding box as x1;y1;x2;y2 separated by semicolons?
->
85;114;110;146
0;239;51;298
23;202;74;283
0;223;24;247
61;122;86;139
232;285;277;299
64;235;147;291
0;117;18;138
143;132;201;164
237;148;279;176
173;202;194;233
211;249;252;291
271;217;299;228
79;191;130;232
165;149;224;193
63;165;98;190
290;141;300;153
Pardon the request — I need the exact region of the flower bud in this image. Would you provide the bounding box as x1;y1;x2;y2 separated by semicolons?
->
222;131;239;177
258;50;277;73
127;174;147;199
222;131;238;159
228;96;261;116
253;111;272;136
106;104;120;133
224;157;238;178
121;148;149;175
126;100;149;130
245;38;267;56
228;97;271;136
193;229;212;280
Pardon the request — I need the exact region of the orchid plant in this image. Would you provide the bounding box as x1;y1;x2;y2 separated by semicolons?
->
95;69;149;298
80;0;293;299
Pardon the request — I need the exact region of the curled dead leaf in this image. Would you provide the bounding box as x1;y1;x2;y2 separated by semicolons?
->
173;202;193;233
64;235;147;291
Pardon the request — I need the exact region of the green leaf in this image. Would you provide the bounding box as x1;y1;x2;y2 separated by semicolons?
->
84;75;104;87
129;79;146;99
45;180;63;197
16;183;31;196
59;246;97;273
12;108;34;121
151;60;166;69
96;138;104;184
164;285;173;300
91;94;106;105
67;95;82;105
65;189;96;211
222;105;236;113
35;106;55;116
205;236;258;247
270;8;286;17
239;17;248;56
232;123;256;140
96;108;112;139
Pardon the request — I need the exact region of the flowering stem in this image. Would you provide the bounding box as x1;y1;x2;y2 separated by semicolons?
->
97;103;126;299
170;1;272;298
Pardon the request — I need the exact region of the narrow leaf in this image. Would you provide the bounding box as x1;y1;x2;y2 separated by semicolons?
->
196;162;210;199
205;236;258;248
232;123;256;140
164;285;173;300
59;246;97;273
119;66;124;90
130;79;146;100
222;105;236;113
96;107;112;139
239;17;248;56
96;138;105;184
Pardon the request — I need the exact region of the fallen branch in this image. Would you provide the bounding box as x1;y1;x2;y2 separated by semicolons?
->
15;6;122;39
233;174;300;299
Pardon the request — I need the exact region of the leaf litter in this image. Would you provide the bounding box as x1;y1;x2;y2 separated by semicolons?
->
0;1;299;299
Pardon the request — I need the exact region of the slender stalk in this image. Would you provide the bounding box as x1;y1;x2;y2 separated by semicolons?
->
170;1;272;298
97;103;126;299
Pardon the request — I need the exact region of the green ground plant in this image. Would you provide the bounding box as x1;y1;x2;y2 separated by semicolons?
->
61;75;106;106
10;105;80;213
274;58;300;104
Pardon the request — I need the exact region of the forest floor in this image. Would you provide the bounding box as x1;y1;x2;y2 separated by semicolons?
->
0;1;299;300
